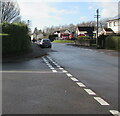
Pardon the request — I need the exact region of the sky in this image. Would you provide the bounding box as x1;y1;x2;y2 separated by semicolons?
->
17;0;119;31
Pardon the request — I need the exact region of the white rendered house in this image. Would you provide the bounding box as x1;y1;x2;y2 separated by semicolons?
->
107;15;120;34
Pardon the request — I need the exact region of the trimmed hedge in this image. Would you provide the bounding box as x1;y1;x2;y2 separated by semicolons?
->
2;22;31;55
53;40;75;43
105;36;120;50
75;37;96;46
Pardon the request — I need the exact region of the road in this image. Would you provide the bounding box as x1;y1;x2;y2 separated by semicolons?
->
2;43;119;115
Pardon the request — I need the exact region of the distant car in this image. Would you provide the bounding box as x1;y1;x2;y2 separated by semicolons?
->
39;39;52;48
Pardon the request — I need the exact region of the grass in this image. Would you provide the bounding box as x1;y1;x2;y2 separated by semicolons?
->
0;33;9;36
53;40;75;43
91;44;97;47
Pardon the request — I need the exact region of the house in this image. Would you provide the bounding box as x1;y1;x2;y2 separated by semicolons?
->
53;29;75;40
31;29;44;41
37;31;44;40
69;32;76;40
53;31;61;40
60;29;71;40
98;28;115;36
76;26;94;38
107;14;120;34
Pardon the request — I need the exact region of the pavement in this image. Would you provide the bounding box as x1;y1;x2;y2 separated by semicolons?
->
67;43;120;57
2;43;47;63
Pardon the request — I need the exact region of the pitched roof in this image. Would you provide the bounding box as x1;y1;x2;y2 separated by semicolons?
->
60;29;70;33
104;28;113;32
107;14;120;21
77;26;94;34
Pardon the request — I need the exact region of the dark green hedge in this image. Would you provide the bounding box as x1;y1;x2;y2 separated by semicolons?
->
2;22;31;55
105;36;120;50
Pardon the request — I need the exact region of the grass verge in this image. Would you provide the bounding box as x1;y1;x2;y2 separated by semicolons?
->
53;40;75;43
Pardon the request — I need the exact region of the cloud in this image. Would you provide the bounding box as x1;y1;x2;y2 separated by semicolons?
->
79;16;88;21
88;6;93;10
17;0;119;31
88;1;118;18
17;0;119;2
18;1;81;30
99;2;118;18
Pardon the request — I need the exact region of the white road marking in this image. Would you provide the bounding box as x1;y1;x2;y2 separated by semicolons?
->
46;56;50;58
66;73;73;77
48;65;52;68
45;61;49;64
110;110;120;116
62;70;68;73
50;67;55;70
84;49;89;51
56;66;61;68
84;89;96;95
70;77;79;82
52;70;57;73
76;82;86;87
43;60;47;62
1;70;61;73
59;68;64;70
94;97;109;105
89;49;93;51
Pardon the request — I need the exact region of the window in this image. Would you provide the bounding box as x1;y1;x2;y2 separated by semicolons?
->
118;19;120;26
114;21;118;26
109;22;112;27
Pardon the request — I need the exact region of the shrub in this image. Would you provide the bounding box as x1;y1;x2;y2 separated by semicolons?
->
75;36;96;46
2;22;31;55
98;34;107;49
105;36;120;50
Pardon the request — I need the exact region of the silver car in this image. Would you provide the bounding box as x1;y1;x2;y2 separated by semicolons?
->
39;39;52;48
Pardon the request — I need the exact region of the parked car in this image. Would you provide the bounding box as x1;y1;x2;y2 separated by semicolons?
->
39;39;52;48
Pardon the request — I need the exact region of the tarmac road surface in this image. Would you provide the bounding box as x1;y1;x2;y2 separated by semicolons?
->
2;43;119;115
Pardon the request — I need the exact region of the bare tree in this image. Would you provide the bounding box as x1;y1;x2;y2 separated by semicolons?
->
0;0;20;22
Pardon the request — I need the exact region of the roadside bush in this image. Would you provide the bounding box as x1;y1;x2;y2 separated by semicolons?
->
53;40;74;43
75;36;96;46
105;36;120;50
98;34;107;49
2;22;31;55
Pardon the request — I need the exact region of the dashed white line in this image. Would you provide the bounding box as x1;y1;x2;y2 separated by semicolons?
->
70;77;79;82
48;65;53;68
94;97;109;105
76;82;86;87
52;70;57;73
66;73;73;77
56;66;61;68
59;68;64;70
89;49;93;51
2;70;57;73
50;67;55;70
84;89;96;95
45;61;48;63
62;70;68;73
110;110;120;116
44;56;112;108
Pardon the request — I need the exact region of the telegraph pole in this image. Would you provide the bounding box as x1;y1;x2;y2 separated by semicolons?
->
95;9;100;48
